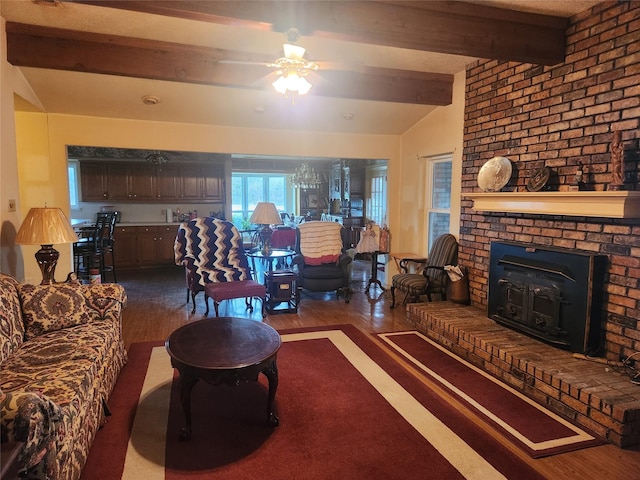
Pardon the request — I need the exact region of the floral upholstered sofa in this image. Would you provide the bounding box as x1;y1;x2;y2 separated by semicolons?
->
0;273;127;480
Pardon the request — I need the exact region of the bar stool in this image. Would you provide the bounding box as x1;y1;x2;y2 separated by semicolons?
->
73;212;117;283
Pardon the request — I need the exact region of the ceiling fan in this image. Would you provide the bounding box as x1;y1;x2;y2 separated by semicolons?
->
222;27;323;98
268;42;319;96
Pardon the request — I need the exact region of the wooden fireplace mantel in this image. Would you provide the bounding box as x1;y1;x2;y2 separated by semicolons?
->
462;191;640;218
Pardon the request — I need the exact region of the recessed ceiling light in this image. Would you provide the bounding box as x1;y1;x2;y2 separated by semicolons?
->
254;106;265;113
343;113;354;120
142;95;160;105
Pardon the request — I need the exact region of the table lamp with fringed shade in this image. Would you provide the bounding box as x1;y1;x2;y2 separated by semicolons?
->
249;202;282;255
15;207;79;285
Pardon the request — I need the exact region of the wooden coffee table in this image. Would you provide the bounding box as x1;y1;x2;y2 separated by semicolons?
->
165;317;281;440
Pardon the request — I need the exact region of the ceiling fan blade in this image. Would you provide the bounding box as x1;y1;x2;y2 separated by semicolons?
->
313;60;359;72
218;59;272;67
250;71;279;88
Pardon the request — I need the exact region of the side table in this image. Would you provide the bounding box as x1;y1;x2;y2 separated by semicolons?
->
247;249;296;281
264;270;301;314
365;251;387;293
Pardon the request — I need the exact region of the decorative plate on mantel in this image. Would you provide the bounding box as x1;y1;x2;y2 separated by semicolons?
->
477;156;512;192
526;166;551;192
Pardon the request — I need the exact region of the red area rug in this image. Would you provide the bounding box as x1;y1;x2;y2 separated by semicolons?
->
81;325;547;479
378;331;605;458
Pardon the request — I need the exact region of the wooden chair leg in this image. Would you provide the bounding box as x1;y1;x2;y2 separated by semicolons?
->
390;285;397;309
244;297;254;313
214;301;220;317
191;291;198;314
110;248;117;283
98;251;106;282
343;287;351;304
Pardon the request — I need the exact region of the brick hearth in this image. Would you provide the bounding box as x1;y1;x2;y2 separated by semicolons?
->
406;301;640;448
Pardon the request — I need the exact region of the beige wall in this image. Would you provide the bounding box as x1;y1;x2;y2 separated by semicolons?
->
17;114;404;282
0;16;45;280
15;111;77;285
1;18;466;283
397;71;466;257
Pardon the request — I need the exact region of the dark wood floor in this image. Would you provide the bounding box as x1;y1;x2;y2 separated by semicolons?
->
116;260;640;480
118;258;410;349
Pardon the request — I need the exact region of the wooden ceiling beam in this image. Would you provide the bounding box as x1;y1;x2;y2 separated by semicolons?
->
6;22;453;105
73;0;568;65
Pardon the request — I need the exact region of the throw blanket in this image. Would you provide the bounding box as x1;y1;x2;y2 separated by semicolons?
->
174;218;249;285
298;221;342;265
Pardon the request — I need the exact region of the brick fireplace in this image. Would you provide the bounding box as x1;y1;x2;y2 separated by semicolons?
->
415;1;640;447
459;0;640;362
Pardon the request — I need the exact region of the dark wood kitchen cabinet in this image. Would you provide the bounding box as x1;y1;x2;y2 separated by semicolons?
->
202;165;225;202
136;227;159;266
178;165;202;201
129;164;157;200
107;163;157;201
113;225;178;268
137;226;177;266
106;163;130;201
156;165;180;200
157;226;178;264
80;162;108;201
178;164;224;202
112;226;138;267
80;161;225;203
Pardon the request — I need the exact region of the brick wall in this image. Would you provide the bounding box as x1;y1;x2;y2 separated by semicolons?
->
460;1;640;360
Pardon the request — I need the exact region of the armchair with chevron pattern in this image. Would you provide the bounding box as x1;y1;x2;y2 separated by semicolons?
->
174;217;265;316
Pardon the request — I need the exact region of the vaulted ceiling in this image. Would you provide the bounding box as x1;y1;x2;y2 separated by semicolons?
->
2;0;601;135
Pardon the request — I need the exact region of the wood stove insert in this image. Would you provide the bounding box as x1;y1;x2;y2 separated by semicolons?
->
488;241;606;354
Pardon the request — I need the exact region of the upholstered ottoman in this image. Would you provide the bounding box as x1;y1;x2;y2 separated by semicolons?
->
204;280;266;317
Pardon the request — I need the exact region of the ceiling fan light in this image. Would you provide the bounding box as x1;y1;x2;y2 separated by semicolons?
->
272;76;289;94
272;71;313;96
296;76;312;95
286;71;302;87
285;72;312;94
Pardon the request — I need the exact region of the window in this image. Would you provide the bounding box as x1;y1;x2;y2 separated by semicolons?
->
68;160;80;208
232;173;286;227
366;167;387;225
426;155;452;251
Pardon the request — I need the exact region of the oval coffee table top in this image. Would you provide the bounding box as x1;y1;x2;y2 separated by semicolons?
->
165;317;281;370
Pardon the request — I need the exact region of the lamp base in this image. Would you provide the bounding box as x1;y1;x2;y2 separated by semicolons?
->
259;225;273;255
35;244;60;285
261;241;273;256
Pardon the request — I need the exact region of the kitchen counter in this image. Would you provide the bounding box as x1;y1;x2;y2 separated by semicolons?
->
71;218;92;227
72;220;185;228
115;222;184;227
